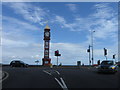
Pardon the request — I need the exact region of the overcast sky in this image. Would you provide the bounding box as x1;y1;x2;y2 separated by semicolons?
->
1;2;118;65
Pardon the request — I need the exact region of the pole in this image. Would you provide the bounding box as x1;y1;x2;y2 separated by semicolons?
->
91;30;94;65
113;54;116;63
105;55;107;60
89;51;90;65
89;45;91;65
57;56;58;67
114;58;116;63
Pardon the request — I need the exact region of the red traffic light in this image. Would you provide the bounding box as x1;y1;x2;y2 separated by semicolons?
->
55;50;59;56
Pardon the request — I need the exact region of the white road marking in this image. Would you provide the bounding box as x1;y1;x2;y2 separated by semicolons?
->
55;77;68;90
60;77;68;89
55;78;64;88
0;71;9;83
55;70;60;75
43;70;52;75
43;70;68;90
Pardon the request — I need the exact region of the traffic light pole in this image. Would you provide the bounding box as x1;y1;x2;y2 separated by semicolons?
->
89;45;91;65
55;50;61;67
105;55;107;60
57;56;58;67
104;48;107;61
113;54;116;63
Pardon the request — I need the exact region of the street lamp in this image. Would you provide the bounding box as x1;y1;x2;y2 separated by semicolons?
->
91;30;95;65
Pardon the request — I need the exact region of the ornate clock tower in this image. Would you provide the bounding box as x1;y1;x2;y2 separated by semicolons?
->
42;25;51;66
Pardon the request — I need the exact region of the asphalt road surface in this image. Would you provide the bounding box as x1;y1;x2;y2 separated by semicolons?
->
2;66;120;89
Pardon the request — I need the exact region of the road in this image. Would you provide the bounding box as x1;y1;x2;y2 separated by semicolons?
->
2;66;120;89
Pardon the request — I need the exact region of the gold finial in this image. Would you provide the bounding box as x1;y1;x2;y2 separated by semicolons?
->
45;21;50;29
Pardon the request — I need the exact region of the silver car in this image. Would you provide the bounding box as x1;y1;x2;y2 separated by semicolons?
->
97;60;118;73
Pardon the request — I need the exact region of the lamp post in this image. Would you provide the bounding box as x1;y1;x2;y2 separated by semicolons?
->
91;30;95;65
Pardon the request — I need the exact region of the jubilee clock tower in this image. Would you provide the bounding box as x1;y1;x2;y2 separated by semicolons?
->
42;25;51;66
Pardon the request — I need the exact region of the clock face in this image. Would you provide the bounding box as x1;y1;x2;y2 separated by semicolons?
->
45;32;49;37
45;50;48;53
46;42;49;45
45;42;49;48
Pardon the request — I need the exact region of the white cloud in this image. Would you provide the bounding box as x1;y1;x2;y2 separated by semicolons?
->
3;16;40;31
54;3;117;42
66;4;77;12
2;41;44;64
3;2;48;25
2;38;29;47
2;16;43;44
55;16;66;23
2;15;44;64
55;15;90;31
92;3;116;19
89;3;118;43
50;43;88;65
93;18;118;39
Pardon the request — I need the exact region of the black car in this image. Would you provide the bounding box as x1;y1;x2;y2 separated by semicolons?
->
97;60;118;73
10;60;28;67
116;61;120;67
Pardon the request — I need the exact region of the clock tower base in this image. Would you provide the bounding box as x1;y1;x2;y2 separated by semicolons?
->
42;58;51;66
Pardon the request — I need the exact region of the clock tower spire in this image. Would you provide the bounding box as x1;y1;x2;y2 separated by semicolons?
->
42;24;51;66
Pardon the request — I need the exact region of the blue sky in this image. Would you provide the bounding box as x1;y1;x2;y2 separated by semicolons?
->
1;2;118;65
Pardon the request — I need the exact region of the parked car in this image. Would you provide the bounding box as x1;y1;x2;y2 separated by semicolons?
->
116;61;120;67
97;60;118;73
10;60;28;67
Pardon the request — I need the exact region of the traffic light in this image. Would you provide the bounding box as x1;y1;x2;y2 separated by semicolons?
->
87;45;91;52
55;50;61;56
97;60;100;65
113;54;116;59
104;48;107;56
87;49;90;52
55;50;59;56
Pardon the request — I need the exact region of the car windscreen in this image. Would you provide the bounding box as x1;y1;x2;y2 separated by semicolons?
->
101;61;113;65
15;61;21;63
